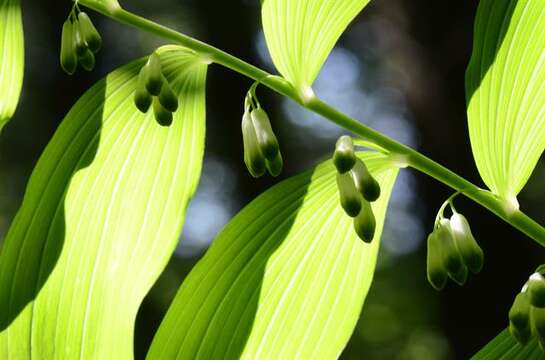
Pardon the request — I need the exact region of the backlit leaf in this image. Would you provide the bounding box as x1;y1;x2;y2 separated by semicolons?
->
0;0;24;129
466;0;545;203
0;46;207;358
147;152;399;359
261;0;370;96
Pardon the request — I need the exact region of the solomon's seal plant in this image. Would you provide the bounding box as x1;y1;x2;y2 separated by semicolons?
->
1;0;545;357
59;4;101;74
241;84;283;178
426;195;484;290
134;52;179;126
333;135;381;243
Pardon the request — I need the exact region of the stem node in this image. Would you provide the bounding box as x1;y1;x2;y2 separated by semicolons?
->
502;196;521;218
299;85;317;106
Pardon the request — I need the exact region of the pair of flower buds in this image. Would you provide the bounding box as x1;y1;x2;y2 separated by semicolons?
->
134;53;179;126
241;107;282;178
333;136;381;243
60;11;102;75
509;272;545;347
426;213;484;290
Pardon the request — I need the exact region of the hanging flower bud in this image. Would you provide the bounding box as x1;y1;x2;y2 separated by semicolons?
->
78;49;96;72
435;219;464;276
242;110;266;178
134;69;152;113
158;79;179;113
73;20;88;57
353;200;375;243
336;172;362;217
426;232;448;291
60;19;77;75
60;8;102;76
266;153;283;177
145;53;164;96
528;273;545;308
450;213;484;274
77;12;102;53
333;136;356;173
78;11;102;53
240;83;284;178
134;86;152;114
152;97;173;126
250;108;280;161
426;197;486;290
507;275;545;346
351;158;381;202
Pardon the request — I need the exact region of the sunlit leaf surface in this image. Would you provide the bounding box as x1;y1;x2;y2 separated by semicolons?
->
261;0;370;95
472;329;545;360
147;152;398;359
0;46;207;358
0;0;24;129
466;0;545;202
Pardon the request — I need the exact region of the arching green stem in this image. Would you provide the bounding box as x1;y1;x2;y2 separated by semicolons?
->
77;0;545;248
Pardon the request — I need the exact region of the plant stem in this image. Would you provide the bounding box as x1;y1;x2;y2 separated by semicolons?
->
79;1;545;247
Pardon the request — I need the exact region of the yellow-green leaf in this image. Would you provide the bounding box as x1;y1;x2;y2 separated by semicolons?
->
261;0;370;96
147;152;399;359
0;46;207;359
0;0;24;129
466;0;545;204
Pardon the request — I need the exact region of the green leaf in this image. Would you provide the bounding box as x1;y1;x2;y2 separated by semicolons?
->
472;329;544;360
0;46;207;358
261;0;370;96
147;152;399;359
466;0;545;203
0;0;24;130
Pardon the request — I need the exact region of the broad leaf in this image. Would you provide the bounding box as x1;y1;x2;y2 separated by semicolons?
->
261;0;370;95
0;0;24;129
466;0;545;203
0;46;207;358
147;152;399;359
472;329;544;359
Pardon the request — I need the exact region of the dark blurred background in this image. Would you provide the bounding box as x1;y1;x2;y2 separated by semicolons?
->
3;0;545;358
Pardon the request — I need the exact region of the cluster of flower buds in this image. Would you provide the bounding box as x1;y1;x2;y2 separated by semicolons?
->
509;271;545;346
333;136;381;243
426;210;484;290
241;90;282;178
60;10;102;75
133;52;179;126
